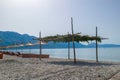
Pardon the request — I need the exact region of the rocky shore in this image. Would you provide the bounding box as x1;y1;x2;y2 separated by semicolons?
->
0;54;120;80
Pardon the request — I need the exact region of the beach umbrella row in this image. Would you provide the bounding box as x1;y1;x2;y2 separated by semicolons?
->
0;17;108;64
0;41;46;49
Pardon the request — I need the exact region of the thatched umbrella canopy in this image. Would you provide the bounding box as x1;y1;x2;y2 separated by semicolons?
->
40;33;102;43
35;32;106;63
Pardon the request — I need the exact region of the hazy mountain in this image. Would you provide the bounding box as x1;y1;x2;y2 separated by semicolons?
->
87;43;120;48
0;31;120;49
0;31;37;46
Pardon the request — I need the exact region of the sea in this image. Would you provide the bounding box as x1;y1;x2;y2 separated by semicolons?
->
7;48;120;62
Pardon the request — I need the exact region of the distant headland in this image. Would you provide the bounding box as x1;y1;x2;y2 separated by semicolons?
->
0;31;120;49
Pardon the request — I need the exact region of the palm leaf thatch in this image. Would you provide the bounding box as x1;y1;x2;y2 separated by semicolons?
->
39;33;102;43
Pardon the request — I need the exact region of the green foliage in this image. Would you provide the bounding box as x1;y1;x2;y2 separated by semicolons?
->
41;33;102;43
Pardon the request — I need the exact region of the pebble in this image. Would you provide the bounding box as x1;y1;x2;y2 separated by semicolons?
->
0;55;120;80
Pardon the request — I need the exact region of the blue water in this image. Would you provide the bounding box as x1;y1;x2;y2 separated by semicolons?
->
7;48;120;62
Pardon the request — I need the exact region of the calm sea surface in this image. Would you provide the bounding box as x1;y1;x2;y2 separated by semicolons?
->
8;48;120;62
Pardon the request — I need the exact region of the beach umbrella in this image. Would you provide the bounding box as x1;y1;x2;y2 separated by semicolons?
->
33;17;107;63
32;41;46;45
18;44;25;53
33;32;48;60
26;42;33;54
39;18;102;64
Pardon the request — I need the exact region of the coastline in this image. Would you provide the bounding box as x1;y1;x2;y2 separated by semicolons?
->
0;54;120;80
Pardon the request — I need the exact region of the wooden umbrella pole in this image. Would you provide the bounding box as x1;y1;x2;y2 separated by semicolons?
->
68;32;70;59
39;32;42;60
96;27;98;62
71;17;76;64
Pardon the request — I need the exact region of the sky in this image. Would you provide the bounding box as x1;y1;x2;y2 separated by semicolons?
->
0;0;120;44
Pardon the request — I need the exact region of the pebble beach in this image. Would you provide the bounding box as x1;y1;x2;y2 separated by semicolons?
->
0;54;120;80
